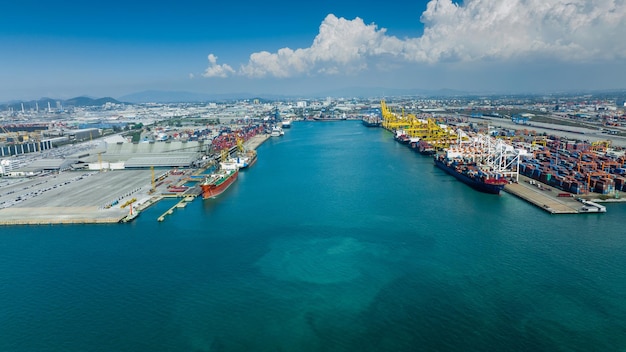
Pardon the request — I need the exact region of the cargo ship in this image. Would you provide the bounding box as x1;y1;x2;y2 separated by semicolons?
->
200;163;238;199
394;130;410;144
313;111;347;121
228;150;257;169
416;140;436;155
361;115;381;127
313;116;347;121
434;154;508;194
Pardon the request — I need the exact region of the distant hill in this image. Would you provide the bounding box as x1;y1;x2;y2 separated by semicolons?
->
1;96;122;111
63;96;122;107
5;87;623;109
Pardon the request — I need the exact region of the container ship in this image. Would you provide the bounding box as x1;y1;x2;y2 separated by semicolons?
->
200;162;238;199
416;140;436;155
313;111;347;121
394;130;410;144
361;115;381;127
434;153;508;194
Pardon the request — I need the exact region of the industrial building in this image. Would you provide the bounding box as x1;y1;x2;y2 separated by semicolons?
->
0;139;53;156
78;140;206;170
6;158;77;177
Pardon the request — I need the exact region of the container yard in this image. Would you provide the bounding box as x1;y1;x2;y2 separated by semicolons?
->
379;100;626;213
517;138;626;196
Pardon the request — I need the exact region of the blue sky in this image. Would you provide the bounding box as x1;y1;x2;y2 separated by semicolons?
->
2;0;625;101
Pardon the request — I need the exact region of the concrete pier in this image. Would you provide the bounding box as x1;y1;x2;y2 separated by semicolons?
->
0;207;127;225
245;134;270;150
0;170;152;225
0;132;272;226
504;175;588;214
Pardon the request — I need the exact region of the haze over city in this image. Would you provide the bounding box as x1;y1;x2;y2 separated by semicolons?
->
2;0;626;101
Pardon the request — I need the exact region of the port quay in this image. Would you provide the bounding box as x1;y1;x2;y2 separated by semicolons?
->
2;94;626;225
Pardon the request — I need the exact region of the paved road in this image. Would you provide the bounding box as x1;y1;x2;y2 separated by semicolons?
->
468;116;626;147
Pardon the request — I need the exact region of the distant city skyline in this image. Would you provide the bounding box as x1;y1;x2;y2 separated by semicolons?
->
2;0;625;102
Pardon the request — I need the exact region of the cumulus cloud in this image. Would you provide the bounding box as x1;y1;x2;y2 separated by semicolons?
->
202;54;235;78
205;0;626;79
415;0;626;62
238;15;402;78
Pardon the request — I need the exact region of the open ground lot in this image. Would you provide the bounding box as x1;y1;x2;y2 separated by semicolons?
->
0;170;155;224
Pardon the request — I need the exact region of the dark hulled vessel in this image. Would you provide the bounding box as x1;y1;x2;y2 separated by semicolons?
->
434;154;508;194
361;115;381;127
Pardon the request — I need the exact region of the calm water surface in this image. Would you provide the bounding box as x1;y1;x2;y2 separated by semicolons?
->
1;121;625;351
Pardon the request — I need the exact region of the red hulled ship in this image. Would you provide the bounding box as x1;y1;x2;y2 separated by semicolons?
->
200;163;239;199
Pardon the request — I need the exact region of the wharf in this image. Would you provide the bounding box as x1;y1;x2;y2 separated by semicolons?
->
0;132;271;226
0;206;126;225
504;175;595;214
245;134;270;150
0;170;152;225
157;197;193;222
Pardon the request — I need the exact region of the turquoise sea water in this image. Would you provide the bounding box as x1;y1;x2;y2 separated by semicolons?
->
1;121;626;351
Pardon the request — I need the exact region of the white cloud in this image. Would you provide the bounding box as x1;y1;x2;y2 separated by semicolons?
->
415;0;626;62
202;54;235;78
238;15;401;78
205;0;626;79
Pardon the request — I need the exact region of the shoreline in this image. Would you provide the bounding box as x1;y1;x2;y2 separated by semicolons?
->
0;133;272;226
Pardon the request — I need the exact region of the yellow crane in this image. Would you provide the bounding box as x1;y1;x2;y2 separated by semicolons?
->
236;137;246;153
591;140;611;153
97;152;103;172
380;100;411;131
220;149;229;162
1;125;21;144
150;166;156;194
404;117;458;150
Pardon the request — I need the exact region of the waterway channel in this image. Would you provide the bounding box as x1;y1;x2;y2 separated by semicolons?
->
1;120;625;351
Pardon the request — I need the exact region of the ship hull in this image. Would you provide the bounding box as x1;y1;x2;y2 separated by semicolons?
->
361;118;381;127
417;141;436;155
434;158;505;195
201;169;238;199
313;117;347;121
394;135;410;144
